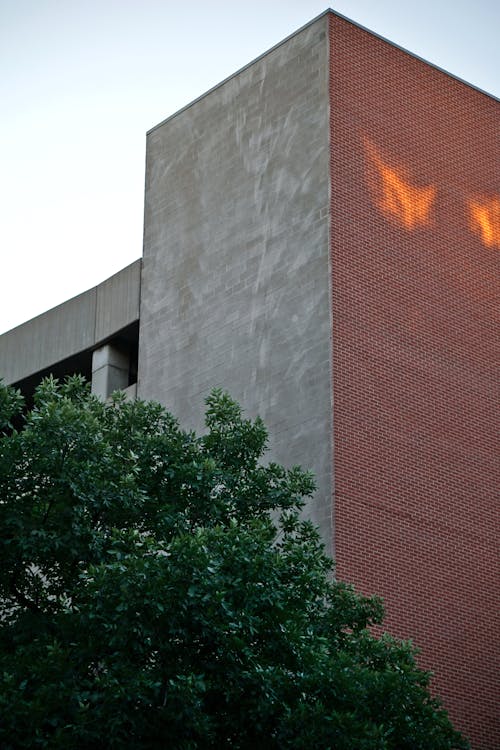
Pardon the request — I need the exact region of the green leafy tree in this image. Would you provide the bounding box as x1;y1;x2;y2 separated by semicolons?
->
0;376;467;749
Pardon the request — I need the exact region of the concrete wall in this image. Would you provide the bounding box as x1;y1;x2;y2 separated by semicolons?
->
0;260;141;385
139;17;333;551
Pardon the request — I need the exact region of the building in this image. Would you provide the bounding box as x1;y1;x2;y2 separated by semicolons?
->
1;10;498;748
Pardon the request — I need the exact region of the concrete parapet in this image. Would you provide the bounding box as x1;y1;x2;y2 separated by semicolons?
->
0;260;141;386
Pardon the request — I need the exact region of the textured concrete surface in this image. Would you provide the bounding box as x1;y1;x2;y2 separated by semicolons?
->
139;17;333;552
95;260;141;343
91;343;130;398
0;260;141;385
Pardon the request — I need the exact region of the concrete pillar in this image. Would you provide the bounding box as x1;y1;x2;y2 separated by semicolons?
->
91;344;129;399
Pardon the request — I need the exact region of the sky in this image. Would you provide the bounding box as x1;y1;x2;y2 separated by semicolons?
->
1;0;498;335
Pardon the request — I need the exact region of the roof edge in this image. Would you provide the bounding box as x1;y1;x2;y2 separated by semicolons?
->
331;9;499;103
147;7;498;136
147;9;332;135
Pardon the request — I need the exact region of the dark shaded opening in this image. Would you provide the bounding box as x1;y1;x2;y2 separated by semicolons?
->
11;320;139;412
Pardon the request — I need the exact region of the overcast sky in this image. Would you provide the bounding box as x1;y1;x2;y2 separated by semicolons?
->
1;0;498;334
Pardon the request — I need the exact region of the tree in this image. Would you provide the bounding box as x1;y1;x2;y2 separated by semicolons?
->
0;376;467;750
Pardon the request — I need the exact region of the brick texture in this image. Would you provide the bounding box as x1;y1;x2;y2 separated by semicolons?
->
329;14;499;749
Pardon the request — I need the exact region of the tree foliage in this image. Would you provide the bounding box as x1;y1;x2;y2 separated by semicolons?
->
0;376;467;749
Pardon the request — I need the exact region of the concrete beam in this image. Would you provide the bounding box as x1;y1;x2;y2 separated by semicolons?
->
0;260;141;386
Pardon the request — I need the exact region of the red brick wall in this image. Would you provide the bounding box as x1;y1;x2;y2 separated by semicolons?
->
328;14;499;749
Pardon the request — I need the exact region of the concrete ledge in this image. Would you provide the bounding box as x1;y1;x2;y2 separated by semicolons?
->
0;260;141;386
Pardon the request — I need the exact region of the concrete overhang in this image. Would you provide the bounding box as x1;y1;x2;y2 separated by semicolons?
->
0;260;141;386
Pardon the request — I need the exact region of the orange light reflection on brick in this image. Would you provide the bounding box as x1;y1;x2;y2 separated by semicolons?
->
468;196;500;249
363;138;436;230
